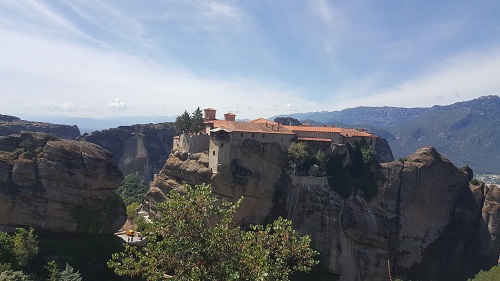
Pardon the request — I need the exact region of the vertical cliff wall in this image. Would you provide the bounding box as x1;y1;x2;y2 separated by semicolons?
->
0;132;126;234
144;143;500;280
83;123;176;183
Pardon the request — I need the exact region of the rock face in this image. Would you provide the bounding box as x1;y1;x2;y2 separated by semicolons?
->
0;132;126;234
144;143;500;280
82;123;176;183
0;115;80;140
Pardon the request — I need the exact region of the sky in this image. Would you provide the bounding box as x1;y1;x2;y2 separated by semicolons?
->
1;0;500;120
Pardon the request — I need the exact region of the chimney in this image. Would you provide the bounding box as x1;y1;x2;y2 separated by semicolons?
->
224;112;236;121
361;128;365;132
204;108;217;121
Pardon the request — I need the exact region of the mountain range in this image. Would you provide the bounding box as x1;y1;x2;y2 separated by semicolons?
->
274;95;500;174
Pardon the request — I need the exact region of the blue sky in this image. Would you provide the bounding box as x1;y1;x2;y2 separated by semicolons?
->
1;0;500;119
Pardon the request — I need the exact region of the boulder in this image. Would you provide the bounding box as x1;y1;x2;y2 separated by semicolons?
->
0;132;126;234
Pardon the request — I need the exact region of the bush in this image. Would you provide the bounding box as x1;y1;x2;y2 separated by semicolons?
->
109;183;319;280
469;266;500;280
116;173;149;205
470;178;480;186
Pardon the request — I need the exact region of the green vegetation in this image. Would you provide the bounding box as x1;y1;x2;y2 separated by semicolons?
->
126;202;140;221
468;266;500;280
47;261;82;281
287;141;326;176
0;228;38;271
174;106;205;134
116;173;149;206
108;183;319;280
0;228;84;281
325;141;378;200
470;178;481;186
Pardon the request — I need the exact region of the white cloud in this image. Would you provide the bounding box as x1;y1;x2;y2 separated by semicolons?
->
39;101;76;111
286;103;296;111
107;99;129;111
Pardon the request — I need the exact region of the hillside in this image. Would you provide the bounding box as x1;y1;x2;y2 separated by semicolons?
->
276;95;500;174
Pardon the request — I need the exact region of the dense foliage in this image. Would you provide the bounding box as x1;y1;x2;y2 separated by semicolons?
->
0;228;83;281
468;266;500;281
109;183;319;280
0;228;38;271
174;107;205;134
116;173;149;206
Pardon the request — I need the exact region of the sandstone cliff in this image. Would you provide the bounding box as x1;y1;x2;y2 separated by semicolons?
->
0;132;126;234
82;123;176;183
0;115;80;140
144;143;500;280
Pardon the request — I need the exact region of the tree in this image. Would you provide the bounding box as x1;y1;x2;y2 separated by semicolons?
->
116;173;149;206
190;107;205;133
287;142;311;174
174;110;192;134
12;228;38;270
469;266;500;281
47;261;82;281
0;228;38;271
108;183;318;281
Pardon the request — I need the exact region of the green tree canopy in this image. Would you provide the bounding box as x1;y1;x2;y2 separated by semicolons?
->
108;183;318;281
174;107;205;134
190;106;205;133
0;228;38;271
116;173;149;206
469;266;500;281
174;110;191;134
287;142;311;171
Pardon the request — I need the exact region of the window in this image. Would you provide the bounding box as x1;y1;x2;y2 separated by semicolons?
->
221;143;224;147
240;133;243;137
213;151;216;156
280;137;283;142
262;134;265;138
252;133;254;138
370;141;373;145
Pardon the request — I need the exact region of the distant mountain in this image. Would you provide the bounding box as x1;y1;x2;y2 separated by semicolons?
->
274;95;500;174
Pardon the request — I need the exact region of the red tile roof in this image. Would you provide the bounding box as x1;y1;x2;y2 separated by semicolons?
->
207;120;294;135
340;128;376;138
284;125;343;133
250;118;279;125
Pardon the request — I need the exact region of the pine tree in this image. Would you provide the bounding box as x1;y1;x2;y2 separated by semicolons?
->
174;110;191;134
190;106;205;133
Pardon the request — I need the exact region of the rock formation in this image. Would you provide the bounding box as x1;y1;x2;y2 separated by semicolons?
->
0;132;126;234
0;114;80;140
144;141;500;280
82;123;176;183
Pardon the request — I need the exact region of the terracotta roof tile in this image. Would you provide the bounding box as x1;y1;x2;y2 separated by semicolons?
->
284;125;343;133
208;120;294;135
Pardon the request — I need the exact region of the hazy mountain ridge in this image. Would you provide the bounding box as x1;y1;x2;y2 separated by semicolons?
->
276;95;500;174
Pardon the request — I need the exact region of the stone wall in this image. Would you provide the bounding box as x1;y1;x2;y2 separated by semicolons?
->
174;134;210;154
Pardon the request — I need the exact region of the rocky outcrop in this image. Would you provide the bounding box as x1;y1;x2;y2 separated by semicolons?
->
0;115;80;140
144;143;500;280
0;132;126;234
82;123;176;183
374;137;394;163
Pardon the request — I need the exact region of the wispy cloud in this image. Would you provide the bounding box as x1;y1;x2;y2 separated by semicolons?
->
38;101;76;112
329;47;500;109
